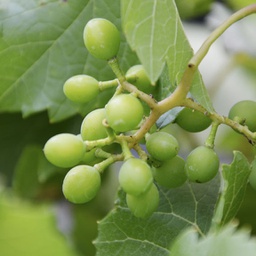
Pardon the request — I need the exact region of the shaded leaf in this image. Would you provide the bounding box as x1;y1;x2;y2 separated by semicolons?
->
0;193;79;256
12;144;65;199
0;112;81;183
12;145;43;198
95;175;220;256
156;106;183;129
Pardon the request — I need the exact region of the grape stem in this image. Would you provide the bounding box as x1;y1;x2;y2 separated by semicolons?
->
133;144;148;161
99;79;119;91
132;4;256;145
183;98;256;144
85;137;115;150
172;3;256;101
94;153;123;173
205;122;220;149
107;5;256;146
108;57;126;82
119;138;133;161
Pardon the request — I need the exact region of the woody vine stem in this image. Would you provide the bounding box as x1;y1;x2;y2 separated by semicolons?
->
109;3;256;147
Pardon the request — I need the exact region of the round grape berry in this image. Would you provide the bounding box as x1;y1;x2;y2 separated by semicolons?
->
119;158;153;196
152;155;187;188
80;108;107;141
83;18;120;60
146;132;179;161
125;65;154;94
63;75;99;104
228;100;256;132
62;165;101;204
175;107;212;132
44;133;85;168
105;94;144;132
185;146;219;183
126;183;159;219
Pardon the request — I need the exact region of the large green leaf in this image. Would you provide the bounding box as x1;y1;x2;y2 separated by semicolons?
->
0;0;138;122
12;144;66;199
0;112;81;182
213;151;251;226
95;176;220;256
0;192;79;256
121;0;213;110
169;223;256;256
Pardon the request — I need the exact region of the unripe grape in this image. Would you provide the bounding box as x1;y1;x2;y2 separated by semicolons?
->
175;107;212;132
63;75;99;104
62;165;101;204
175;0;213;20
44;133;85;168
105;94;144;132
185;146;219;183
119;158;153;196
80;108;107;141
146;132;179;161
228;100;256;132
125;65;154;94
152;155;187;188
83;18;120;60
126;183;159;219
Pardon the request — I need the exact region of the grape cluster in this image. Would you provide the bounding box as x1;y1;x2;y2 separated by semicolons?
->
43;18;234;219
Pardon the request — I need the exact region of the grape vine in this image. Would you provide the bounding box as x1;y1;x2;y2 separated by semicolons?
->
43;5;256;220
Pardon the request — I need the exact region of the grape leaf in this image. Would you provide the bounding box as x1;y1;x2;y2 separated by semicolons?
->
0;112;81;183
156;107;183;129
0;193;79;256
121;0;213;111
95;176;220;256
169;223;256;256
0;0;138;122
212;151;251;226
12;145;45;199
12;144;65;199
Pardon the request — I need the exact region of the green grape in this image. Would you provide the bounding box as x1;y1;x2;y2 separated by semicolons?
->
126;183;159;219
175;107;212;132
249;159;256;190
175;0;214;20
62;165;101;204
228;100;256;132
146;132;179;161
63;75;99;104
80;108;107;141
83;18;120;60
119;158;153;196
152;155;187;188
44;133;86;168
185;146;219;183
125;65;154;94
105;94;144;132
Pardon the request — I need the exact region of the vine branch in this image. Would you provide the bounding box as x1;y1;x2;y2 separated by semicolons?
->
133;4;256;145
